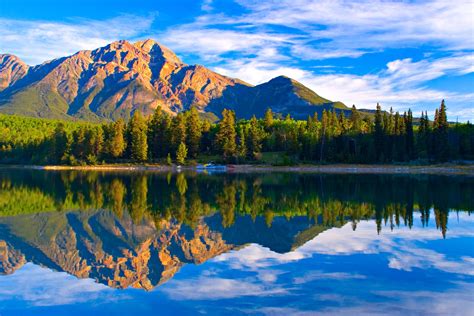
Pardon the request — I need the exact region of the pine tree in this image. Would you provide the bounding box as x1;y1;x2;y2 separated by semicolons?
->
176;142;188;165
435;99;449;161
247;116;263;160
405;109;414;160
109;119;126;158
350;105;361;133
128;111;148;162
237;127;247;161
215;109;237;161
264;108;274;130
72;126;87;161
374;103;384;162
52;123;70;164
186;107;202;158
158;113;172;157
85;127;104;164
171;112;187;153
148;107;163;159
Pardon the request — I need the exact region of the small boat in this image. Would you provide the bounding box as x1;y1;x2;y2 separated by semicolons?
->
196;163;227;172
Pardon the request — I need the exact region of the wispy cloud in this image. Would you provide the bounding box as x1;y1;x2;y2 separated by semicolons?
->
214;53;474;117
161;276;287;300
0;263;126;307
1;0;472;119
0;15;155;65
156;0;474;118
215;212;474;276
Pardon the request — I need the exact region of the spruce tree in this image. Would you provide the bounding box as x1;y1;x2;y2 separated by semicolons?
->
374;103;384;162
176;142;188;165
52;123;70;164
186;106;202;158
128;111;148;162
350;105;361;133
405;109;414;160
216;109;237;161
264;108;274;130
148;107;163;159
237;127;247;161
172;112;187;153
110;119;126;158
435;100;449;161
247;116;263;160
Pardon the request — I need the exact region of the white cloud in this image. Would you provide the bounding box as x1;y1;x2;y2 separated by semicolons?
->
154;1;474;119
214;211;474;276
213;53;474;118
1;0;472;119
161;276;287;300
0;15;155;65
0;263;124;307
235;0;474;52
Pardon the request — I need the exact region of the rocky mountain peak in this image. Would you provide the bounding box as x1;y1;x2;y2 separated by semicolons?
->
0;39;346;121
134;39;183;65
0;54;29;91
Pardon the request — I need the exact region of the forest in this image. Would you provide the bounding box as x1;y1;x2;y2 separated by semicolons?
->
0;100;473;165
1;171;472;237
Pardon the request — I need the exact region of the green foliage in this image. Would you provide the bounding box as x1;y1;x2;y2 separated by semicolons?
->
176;142;188;165
128;112;148;162
1;100;473;165
215;109;237;161
1;171;471;238
186;107;202;158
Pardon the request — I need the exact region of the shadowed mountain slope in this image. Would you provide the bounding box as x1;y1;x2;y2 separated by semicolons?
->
0;39;346;121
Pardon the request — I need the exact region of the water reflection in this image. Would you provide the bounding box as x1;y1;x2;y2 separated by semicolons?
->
0;169;472;291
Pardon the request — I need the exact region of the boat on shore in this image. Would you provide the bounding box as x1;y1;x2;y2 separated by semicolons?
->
196;163;227;172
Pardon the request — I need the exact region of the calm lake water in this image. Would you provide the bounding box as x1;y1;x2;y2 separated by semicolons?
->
0;168;473;315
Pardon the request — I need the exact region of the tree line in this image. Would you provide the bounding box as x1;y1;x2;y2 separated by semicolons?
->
3;171;471;236
1;100;473;165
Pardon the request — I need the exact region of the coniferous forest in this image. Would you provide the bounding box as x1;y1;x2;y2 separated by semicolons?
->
0;100;473;165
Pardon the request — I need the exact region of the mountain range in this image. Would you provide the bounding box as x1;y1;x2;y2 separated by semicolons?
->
0;39;348;121
0;210;325;290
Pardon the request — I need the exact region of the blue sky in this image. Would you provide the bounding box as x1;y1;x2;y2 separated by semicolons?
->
0;0;473;120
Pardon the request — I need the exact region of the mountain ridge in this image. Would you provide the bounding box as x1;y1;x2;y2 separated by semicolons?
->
0;39;347;121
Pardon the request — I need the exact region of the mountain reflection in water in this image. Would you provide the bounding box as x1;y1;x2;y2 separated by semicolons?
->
0;169;472;291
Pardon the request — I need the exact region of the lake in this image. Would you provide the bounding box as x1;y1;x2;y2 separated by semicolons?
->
0;168;473;315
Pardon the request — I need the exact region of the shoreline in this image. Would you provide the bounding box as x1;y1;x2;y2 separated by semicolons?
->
1;163;474;175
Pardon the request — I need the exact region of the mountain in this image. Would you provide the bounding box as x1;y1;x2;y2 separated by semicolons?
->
0;39;347;121
0;210;326;290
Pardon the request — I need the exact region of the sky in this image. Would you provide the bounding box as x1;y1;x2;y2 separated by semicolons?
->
0;0;473;120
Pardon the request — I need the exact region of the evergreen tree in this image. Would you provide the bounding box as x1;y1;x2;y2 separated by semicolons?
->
128;111;148;162
85;127;104;164
176;142;188;165
435;99;449;161
247;116;264;160
350;105;361;133
264;108;274;130
109;119;126;158
148;107;163;159
237;127;247;161
186;107;202;158
215;109;237;160
52;123;70;164
374;103;384;162
405;109;414;160
171;112;187;153
72;127;87;161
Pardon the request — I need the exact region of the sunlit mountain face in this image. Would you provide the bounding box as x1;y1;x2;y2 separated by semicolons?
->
0;170;472;293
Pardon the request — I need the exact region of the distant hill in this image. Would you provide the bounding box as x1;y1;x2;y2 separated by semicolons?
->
0;39;348;121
